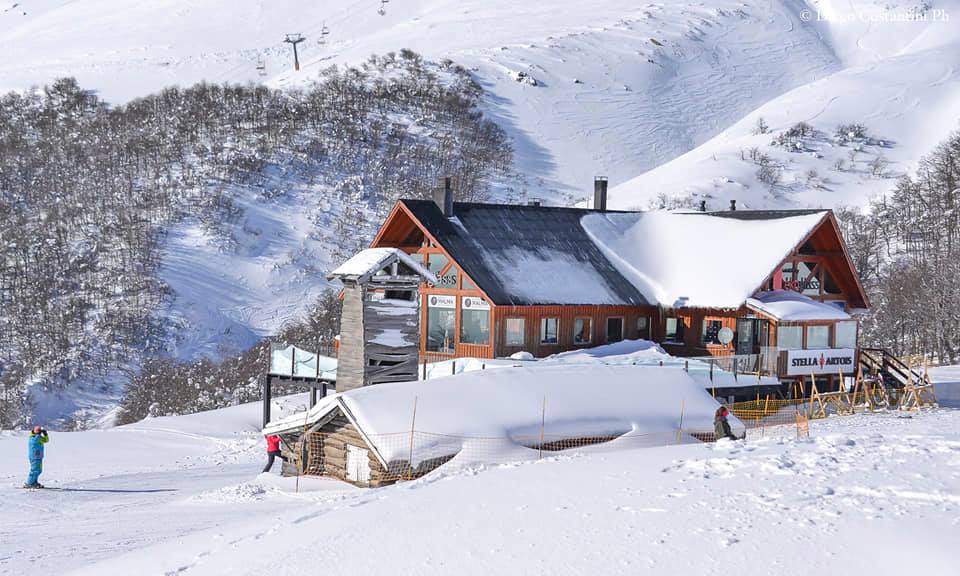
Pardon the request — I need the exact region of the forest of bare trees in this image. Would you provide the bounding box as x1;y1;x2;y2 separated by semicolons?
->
0;50;514;427
837;129;960;364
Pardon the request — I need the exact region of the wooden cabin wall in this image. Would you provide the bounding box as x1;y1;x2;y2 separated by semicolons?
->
338;284;367;392
492;305;655;358
302;411;390;487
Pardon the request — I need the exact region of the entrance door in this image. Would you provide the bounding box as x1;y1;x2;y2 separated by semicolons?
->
606;317;624;343
736;318;757;355
346;444;371;484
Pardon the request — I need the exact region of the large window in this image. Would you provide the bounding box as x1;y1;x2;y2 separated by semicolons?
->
427;253;458;288
637;316;650;339
835;321;857;348
426;295;456;352
460;297;490;345
806;325;830;349
505;318;525;347
665;317;684;343
574;318;592;344
702;319;723;345
778;326;803;350
540;317;559;344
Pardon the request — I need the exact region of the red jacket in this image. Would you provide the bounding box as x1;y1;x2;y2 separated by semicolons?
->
266;435;281;452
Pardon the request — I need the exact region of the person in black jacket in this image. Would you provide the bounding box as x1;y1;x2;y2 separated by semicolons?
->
714;406;738;441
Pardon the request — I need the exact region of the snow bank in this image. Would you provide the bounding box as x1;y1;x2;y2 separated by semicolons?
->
746;290;850;321
581;211;827;308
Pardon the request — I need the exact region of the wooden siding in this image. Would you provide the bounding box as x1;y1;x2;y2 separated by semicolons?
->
492;305;655;358
301;410;390;487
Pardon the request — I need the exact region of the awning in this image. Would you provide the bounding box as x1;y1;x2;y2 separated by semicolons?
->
745;290;851;322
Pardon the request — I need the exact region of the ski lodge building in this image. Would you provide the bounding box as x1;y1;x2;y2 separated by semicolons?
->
366;180;869;390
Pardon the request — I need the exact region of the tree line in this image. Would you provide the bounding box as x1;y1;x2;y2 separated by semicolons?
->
837;129;960;364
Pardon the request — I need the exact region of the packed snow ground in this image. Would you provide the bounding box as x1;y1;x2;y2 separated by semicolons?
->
3;397;959;575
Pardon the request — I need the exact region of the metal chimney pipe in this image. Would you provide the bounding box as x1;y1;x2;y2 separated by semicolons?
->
434;176;454;217
729;199;737;211
699;200;707;212
594;177;608;211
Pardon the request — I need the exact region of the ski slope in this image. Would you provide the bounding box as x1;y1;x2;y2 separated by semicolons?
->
2;396;958;575
609;0;960;210
0;0;841;200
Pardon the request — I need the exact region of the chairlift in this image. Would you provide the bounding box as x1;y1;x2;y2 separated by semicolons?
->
378;0;389;16
319;21;330;45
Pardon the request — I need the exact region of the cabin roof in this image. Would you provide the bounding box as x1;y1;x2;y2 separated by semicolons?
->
399;199;648;306
327;247;435;284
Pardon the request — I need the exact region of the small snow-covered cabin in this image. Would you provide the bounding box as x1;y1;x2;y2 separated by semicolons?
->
264;363;737;487
328;248;435;392
366;180;869;393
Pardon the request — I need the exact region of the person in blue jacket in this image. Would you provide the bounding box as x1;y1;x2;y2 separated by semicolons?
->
25;426;49;488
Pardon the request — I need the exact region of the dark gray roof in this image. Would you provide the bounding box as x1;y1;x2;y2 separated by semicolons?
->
401;200;648;306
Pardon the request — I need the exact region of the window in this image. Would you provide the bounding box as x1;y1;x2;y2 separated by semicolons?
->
702;319;723;345
462;275;477;290
835;321;857;348
806;325;830;349
540;317;559;344
606;317;624;343
574;318;592;344
460;297;490;345
427;253;458;288
426;295;456;352
778;326;802;350
637;316;650;339
665;317;684;343
505;318;525;347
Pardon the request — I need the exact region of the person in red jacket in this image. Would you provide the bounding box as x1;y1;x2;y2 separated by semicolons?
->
262;434;287;473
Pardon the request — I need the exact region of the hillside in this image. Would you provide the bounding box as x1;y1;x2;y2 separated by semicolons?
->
2;0;960;426
1;0;842;201
609;0;960;210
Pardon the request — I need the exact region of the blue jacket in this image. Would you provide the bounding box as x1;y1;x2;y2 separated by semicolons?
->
28;432;48;462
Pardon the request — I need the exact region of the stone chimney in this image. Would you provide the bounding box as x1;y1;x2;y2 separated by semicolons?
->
594;177;608;211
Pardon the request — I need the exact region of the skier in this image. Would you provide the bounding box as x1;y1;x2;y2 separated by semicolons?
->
714;406;738;441
262;434;287;473
24;426;49;488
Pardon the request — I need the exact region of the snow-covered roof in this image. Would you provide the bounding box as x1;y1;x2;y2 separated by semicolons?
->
265;364;737;464
328;247;434;284
581;210;829;309
745;290;851;322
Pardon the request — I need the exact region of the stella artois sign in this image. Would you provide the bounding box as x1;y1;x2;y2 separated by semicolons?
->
784;348;856;376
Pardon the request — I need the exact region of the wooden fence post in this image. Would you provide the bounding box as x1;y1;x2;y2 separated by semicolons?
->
407;396;418;480
538;396;547;459
677;399;685;444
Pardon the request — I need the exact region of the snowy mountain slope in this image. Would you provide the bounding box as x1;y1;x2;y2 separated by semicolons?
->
608;1;960;210
2;398;957;575
0;0;841;200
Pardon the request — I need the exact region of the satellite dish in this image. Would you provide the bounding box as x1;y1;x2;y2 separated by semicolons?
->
718;327;734;345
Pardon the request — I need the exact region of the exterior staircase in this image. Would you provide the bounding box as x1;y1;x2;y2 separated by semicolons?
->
859;347;928;388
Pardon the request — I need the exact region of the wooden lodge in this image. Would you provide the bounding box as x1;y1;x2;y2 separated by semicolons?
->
367;178;870;393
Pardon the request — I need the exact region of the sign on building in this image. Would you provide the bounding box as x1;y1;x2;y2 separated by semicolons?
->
427;294;456;309
461;296;490;310
784;348;856;376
